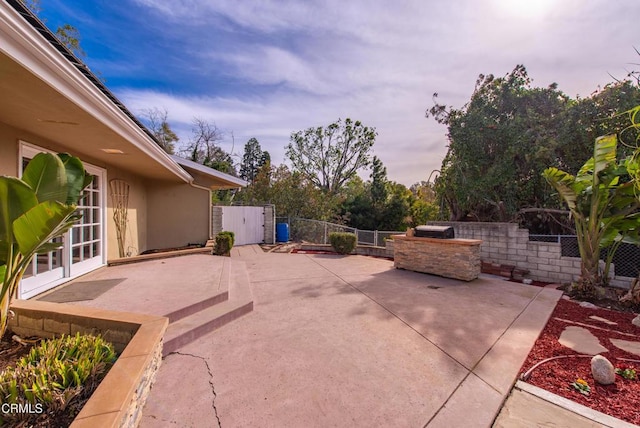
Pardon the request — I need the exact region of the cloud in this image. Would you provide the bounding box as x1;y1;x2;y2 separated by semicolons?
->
102;0;640;186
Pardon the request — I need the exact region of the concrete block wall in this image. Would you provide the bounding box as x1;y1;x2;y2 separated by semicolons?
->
429;221;634;288
211;206;223;238
264;205;276;244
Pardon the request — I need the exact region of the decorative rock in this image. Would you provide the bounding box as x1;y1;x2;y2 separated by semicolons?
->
633;315;640;328
591;355;615;385
579;301;598;309
610;339;640;357
558;326;608;355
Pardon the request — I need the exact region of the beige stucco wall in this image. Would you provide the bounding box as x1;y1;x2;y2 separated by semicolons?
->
105;168;148;259
0;121;149;260
0;123;21;176
146;182;211;250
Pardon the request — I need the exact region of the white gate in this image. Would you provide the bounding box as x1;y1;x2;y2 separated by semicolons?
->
221;206;264;246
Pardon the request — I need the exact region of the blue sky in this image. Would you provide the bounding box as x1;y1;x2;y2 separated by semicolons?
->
38;0;640;186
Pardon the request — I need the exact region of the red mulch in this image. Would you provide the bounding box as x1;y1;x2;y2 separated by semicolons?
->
521;298;640;424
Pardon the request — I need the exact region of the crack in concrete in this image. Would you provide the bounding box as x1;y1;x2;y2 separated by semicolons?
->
168;351;222;428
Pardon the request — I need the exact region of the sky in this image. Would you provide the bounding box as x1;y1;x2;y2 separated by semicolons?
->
37;0;640;186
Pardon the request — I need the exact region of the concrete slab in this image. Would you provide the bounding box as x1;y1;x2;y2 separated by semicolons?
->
495;381;638;428
43;254;227;317
75;250;561;427
474;286;563;395
139;252;562;427
494;386;604;428
427;373;503;428
143;273;468;426
339;268;542;370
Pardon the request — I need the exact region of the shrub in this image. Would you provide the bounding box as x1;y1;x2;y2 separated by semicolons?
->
215;231;235;256
0;333;117;421
329;232;357;254
218;231;235;247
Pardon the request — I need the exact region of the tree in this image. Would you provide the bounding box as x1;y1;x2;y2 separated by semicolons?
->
287;118;377;193
19;1;85;58
427;65;569;221
55;24;85;58
185;118;236;175
543;135;640;296
240;138;269;183
245;165;339;220
408;181;440;226
427;65;640;223
370;156;388;213
139;107;179;154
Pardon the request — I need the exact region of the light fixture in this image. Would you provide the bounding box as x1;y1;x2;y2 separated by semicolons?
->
101;148;125;154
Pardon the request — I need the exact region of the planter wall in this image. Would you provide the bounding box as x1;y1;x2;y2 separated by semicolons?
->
9;300;168;428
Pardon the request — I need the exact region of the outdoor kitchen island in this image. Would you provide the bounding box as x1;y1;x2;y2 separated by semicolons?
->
393;227;482;281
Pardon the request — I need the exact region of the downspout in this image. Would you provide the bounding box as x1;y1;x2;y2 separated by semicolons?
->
188;181;213;240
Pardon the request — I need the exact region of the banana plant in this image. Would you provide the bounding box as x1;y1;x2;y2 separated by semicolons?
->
0;153;91;338
543;134;640;295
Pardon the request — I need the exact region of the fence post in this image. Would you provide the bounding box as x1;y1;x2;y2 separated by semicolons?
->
374;230;378;247
324;222;327;244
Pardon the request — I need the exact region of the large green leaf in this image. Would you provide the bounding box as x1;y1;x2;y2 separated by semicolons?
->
0;177;38;253
0;264;5;285
21;153;68;203
58;153;92;204
542;167;578;211
592;134;617;178
12;201;77;257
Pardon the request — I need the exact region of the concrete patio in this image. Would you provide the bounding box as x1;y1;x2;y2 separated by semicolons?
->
41;245;564;427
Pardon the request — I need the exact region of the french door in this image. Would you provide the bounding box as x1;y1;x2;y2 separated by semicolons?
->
18;142;106;299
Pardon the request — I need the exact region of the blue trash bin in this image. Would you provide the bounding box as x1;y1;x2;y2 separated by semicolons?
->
276;223;289;243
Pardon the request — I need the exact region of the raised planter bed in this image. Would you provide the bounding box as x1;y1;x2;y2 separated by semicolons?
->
9;300;168;427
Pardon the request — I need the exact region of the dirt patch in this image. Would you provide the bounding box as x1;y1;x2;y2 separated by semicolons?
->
520;298;640;425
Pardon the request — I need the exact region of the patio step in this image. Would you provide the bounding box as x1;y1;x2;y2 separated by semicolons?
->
163;259;253;356
164;290;229;323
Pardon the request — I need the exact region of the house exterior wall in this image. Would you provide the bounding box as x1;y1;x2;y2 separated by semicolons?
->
105;168;148;259
0;125;18;175
0;121;149;260
428;221;634;288
146;183;210;250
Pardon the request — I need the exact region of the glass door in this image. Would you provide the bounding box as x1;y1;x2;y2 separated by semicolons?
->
18;142;106;299
70;165;105;277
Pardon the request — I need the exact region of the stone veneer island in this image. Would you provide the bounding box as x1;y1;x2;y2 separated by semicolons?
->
393;235;482;281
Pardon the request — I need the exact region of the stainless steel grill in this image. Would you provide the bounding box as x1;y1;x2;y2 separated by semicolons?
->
414;225;455;239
